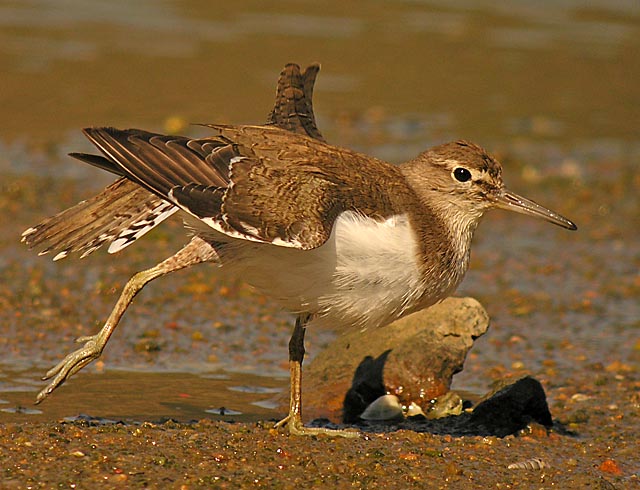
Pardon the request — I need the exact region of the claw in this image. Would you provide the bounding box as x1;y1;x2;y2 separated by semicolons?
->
35;335;104;404
35;388;50;405
274;412;360;437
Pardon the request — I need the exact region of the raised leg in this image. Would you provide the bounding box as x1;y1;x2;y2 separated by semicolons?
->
274;314;359;437
35;236;218;404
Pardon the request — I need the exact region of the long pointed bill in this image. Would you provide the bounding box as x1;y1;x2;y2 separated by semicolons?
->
495;189;577;230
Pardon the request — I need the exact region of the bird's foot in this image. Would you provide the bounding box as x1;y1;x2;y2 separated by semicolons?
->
274;413;360;438
35;333;105;404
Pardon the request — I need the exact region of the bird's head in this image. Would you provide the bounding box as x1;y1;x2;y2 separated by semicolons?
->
403;140;577;231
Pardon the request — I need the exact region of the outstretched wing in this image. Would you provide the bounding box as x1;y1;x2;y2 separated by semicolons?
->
22;63;328;259
82;125;343;250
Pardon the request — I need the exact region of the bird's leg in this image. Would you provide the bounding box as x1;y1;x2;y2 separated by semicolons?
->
281;314;307;430
275;314;359;437
36;236;218;404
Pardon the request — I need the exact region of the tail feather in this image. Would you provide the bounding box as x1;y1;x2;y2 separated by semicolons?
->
22;178;174;259
69;152;124;176
266;62;326;142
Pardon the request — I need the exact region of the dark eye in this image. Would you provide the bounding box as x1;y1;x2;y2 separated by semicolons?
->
453;167;472;182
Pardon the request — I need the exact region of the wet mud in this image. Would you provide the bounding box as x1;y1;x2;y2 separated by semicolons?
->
1;1;639;488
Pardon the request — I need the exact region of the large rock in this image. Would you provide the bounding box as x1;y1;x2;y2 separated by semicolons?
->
299;297;489;422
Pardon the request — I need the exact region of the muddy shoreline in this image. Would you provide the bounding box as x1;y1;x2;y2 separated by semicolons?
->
2;2;639;487
1;345;637;488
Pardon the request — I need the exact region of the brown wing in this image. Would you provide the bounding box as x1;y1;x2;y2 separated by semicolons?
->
89;123;410;250
209;125;408;248
80;126;348;249
23;63;327;258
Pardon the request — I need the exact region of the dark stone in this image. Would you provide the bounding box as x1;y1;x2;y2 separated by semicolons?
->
467;376;553;436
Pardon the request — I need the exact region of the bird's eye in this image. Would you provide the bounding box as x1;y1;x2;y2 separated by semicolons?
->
453;167;472;182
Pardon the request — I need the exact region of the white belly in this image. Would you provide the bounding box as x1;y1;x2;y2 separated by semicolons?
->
218;211;428;330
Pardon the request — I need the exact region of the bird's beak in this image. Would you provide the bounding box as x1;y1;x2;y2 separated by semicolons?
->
494;189;577;230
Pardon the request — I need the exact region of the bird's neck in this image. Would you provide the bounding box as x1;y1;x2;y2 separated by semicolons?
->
403;190;481;308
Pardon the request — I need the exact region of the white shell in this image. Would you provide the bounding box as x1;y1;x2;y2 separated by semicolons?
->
360;394;403;421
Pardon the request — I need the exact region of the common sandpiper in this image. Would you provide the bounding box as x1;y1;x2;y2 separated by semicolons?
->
23;63;576;436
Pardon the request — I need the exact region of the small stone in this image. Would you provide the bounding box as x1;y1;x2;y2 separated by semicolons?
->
571;393;591;402
507;458;549;470
427;392;463;419
598;459;622;476
110;473;129;483
406;402;426;418
134;338;162;352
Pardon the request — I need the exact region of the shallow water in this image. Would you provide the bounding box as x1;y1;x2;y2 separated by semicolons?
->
0;364;286;423
0;1;638;423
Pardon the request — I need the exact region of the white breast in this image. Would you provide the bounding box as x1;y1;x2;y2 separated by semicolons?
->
218;211;428;331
